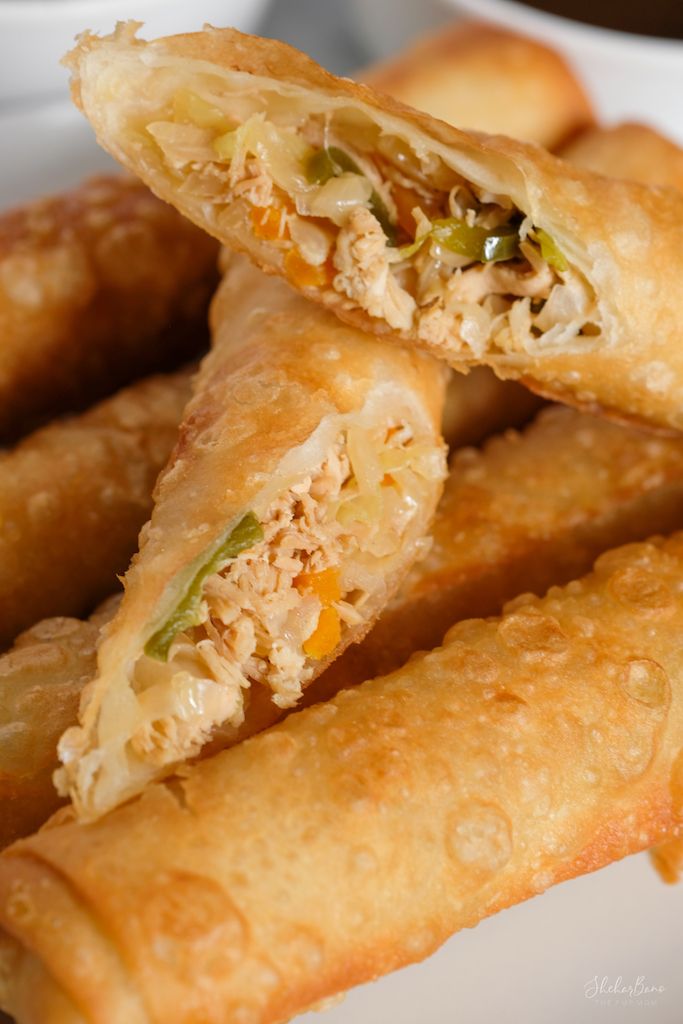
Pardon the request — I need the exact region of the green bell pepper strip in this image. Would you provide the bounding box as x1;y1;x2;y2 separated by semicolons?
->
306;146;396;244
535;228;569;272
431;219;521;262
144;511;264;662
396;217;521;264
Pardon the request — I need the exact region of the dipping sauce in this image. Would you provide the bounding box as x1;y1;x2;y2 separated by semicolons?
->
518;0;683;39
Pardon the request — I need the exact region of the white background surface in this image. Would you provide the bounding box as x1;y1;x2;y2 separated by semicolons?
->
1;3;682;1022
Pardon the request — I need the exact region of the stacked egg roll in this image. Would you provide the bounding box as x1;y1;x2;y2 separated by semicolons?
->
0;176;217;441
0;599;118;849
65;26;683;430
55;256;447;820
1;533;682;1023
0;370;191;650
364;19;593;149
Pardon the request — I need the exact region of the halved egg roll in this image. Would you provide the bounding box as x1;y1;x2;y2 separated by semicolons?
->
363;18;594;149
0;369;191;651
314;404;683;696
67;26;683;430
2;534;683;1024
55;256;447;820
0;175;217;442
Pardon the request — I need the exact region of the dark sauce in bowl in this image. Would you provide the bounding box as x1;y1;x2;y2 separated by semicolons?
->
518;0;683;39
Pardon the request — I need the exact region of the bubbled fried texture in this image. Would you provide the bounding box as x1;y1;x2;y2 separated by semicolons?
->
313;404;683;694
1;536;683;1022
0;597;117;850
563;123;683;195
0;370;192;650
0;176;217;442
363;19;594;149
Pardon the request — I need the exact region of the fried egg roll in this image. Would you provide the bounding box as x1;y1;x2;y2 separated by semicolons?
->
0;369;192;651
0;600;118;850
2;534;683;1023
55;256;447;820
0;175;217;442
67;26;683;431
363;19;594;149
563;123;683;195
315;405;683;696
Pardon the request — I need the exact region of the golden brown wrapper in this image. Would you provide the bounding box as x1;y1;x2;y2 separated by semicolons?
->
363;18;594;148
563;122;683;194
650;834;683;883
0;176;217;442
65;26;683;431
0;600;118;851
1;534;682;1023
0;369;192;651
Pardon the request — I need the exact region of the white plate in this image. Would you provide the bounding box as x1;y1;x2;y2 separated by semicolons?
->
0;99;118;210
300;852;683;1024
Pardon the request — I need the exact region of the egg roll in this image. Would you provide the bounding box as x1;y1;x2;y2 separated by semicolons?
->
2;533;683;1023
314;404;683;697
563;122;683;195
0;369;192;651
55;256;447;820
363;19;593;148
67;25;683;432
0;599;118;850
0;175;217;442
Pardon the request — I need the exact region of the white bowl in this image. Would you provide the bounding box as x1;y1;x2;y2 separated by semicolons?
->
0;0;269;107
448;0;683;142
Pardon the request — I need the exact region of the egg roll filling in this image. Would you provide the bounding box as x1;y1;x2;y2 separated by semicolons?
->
142;81;601;361
57;413;443;783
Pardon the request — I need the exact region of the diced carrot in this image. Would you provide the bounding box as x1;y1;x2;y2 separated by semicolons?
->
284;248;334;289
295;568;342;605
303;607;342;660
250;205;289;241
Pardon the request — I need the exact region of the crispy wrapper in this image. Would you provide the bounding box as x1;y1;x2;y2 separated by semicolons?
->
66;25;683;431
363;18;593;148
314;404;683;697
0;176;217;441
650;835;683;883
0;600;118;850
56;257;447;820
563;122;683;195
0;370;192;651
1;534;683;1023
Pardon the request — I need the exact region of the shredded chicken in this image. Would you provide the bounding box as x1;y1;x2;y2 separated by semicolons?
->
333;207;416;331
130;423;439;764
